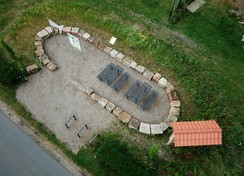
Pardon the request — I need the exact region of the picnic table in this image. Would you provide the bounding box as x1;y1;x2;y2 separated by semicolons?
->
124;80;142;100
112;72;130;91
130;82;152;104
103;65;123;85
140;90;158;110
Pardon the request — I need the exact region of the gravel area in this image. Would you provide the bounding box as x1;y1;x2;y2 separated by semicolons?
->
16;35;170;152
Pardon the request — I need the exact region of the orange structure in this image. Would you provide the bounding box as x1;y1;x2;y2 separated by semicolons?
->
167;120;222;147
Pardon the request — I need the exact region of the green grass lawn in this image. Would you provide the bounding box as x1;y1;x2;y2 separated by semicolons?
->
0;0;243;175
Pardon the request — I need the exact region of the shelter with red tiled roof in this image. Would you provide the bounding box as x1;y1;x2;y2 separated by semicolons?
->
167;120;222;147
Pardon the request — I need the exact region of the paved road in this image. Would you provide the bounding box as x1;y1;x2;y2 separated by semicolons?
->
0;111;73;176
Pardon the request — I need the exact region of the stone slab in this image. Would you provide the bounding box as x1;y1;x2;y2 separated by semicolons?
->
35;49;44;57
118;112;131;123
158;77;168;88
82;33;91;40
169;107;180;116
87;36;95;43
129;61;137;69
98;43;107;50
39;54;48;62
37;29;49;40
122;57;132;66
159;122;169;131
139;122;150;135
143;69;154;80
63;27;72;33
47;61;58;71
168;91;179;101
98;97;109;108
105;102;116;112
91;93;101;101
92;39;100;47
135;65;145;74
84;87;94;96
152;73;161;82
71;27;80;34
151;124;163;135
128;118;140;130
109;49;119;58
187;0;205;13
45;26;54;35
115;53;125;62
42;58;50;65
104;46;112;53
77;30;85;37
166;82;175;93
26;64;38;74
170;100;181;107
112;107;123;117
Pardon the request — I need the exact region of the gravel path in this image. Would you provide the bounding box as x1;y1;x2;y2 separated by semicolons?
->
16;35;170;152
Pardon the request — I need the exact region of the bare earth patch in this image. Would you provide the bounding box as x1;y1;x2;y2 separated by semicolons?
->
16;35;170;153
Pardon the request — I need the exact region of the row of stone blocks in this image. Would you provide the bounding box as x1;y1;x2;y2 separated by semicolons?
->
33;25;181;133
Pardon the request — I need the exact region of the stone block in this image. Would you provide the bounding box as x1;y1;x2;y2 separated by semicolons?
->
159;122;169;131
118;112;131;123
37;29;49;40
129;61;137;69
170;100;181;107
34;41;42;48
98;97;109;108
92;39;100;47
82;33;90;40
104;46;112;53
169;107;180;116
45;26;54;36
122;57;132;66
151;124;163;135
47;61;58;71
26;64;38;74
35;49;44;57
152;73;161;82
98;43;107;50
139;122;150;135
42;58;50;65
87;36;95;43
115;53;125;62
135;65;145;74
158;77;168;88
109;49;119;58
77;30;85;37
166;82;174;93
91;93;101;101
84;87;94;96
63;27;72;33
36;45;43;51
71;27;80;34
143;69;154;80
35;35;43;42
112;107;123;117
105;102;116;112
128;118;140;130
168;91;179;102
39;54;48;62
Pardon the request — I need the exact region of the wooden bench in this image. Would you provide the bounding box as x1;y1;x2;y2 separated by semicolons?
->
140;90;158;110
97;63;115;81
112;72;130;91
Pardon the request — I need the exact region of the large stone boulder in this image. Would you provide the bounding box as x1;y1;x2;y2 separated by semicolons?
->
26;64;38;74
118;112;131;123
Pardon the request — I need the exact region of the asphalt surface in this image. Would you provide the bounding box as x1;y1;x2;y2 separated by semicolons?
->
0;111;73;176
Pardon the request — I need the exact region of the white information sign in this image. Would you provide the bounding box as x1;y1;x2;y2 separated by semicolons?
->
67;33;81;51
47;18;64;30
109;36;117;45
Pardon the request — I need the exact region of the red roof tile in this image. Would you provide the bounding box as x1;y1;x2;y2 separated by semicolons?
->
172;120;222;147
